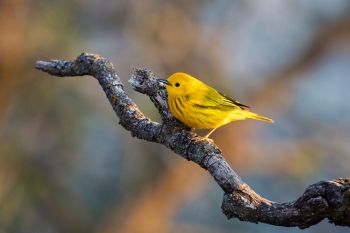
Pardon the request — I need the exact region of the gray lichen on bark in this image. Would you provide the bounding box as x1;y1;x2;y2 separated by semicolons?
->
36;53;350;229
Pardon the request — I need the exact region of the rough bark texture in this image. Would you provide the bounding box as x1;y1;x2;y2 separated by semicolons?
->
36;53;350;229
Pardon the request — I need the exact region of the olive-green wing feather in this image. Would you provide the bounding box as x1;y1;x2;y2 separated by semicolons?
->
218;91;250;109
193;86;249;110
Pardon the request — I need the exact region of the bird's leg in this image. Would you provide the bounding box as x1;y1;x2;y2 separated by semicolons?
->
204;128;217;139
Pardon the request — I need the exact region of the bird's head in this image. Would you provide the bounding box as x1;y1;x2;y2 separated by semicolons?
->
159;72;202;97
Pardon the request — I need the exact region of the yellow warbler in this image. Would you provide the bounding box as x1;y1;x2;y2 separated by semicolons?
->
159;72;273;138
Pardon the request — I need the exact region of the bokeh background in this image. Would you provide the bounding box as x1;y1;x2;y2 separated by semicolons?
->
1;0;350;233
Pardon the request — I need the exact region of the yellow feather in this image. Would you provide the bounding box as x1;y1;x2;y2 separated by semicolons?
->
163;72;273;137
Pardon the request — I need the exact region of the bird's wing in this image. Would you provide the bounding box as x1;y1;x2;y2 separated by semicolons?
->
217;91;250;109
192;87;250;110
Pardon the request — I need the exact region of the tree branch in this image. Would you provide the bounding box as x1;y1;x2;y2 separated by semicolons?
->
36;53;350;229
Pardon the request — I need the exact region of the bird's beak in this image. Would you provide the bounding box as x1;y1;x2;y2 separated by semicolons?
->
158;79;172;86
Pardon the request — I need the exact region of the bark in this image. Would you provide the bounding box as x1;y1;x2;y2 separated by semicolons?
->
36;53;350;229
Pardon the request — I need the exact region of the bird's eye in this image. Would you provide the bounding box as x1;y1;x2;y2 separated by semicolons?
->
175;82;180;87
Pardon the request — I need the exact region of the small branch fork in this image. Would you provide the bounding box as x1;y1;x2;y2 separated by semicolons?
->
36;53;350;229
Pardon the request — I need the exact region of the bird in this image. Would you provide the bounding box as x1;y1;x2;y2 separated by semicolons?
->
159;72;273;138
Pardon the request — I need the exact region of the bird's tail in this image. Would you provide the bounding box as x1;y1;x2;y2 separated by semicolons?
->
245;111;274;123
229;110;274;123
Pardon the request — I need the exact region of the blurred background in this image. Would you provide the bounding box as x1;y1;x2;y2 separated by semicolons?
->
1;0;350;233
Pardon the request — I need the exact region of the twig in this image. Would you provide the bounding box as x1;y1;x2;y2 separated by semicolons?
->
36;53;350;228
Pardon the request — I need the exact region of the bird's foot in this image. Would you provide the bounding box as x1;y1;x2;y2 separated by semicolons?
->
203;135;214;143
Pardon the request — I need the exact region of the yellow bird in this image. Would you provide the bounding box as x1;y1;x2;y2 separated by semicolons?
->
159;72;273;138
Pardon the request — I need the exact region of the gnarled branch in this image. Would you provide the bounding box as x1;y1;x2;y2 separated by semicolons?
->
36;53;350;229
